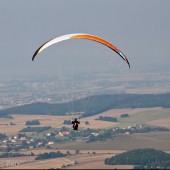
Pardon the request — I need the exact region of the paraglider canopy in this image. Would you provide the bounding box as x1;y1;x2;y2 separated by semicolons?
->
32;33;130;130
32;33;130;69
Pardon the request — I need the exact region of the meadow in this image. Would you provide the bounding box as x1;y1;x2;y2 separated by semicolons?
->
0;107;170;169
1;107;170;134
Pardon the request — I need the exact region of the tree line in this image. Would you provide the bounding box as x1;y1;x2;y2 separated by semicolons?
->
26;120;40;125
20;126;51;133
0;152;34;158
105;148;170;169
0;93;170;117
35;151;67;160
95;116;117;122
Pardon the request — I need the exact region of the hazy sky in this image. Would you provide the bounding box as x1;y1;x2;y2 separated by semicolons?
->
0;0;170;78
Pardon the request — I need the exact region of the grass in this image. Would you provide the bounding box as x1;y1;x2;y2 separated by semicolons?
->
0;107;170;169
53;131;170;151
0;108;170;134
117;108;170;128
30;132;44;140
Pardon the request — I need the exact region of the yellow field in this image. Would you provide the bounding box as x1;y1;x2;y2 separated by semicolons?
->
4;157;74;169
2;147;170;169
19;148;126;155
0;114;71;134
0;107;170;169
65;153;133;169
0;108;139;134
148;116;170;128
0;151;129;169
0;107;170;135
0;156;36;169
52;132;170;151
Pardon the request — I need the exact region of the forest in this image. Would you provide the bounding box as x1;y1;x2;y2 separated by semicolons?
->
0;93;170;117
105;148;170;169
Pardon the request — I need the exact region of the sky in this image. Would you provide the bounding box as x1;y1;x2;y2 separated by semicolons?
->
0;0;170;79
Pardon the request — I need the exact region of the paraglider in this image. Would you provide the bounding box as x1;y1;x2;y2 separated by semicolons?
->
32;33;130;68
72;118;80;130
32;33;130;130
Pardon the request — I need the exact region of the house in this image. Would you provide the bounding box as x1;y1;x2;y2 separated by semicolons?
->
62;131;70;135
37;142;43;146
21;137;27;141
46;133;51;136
130;126;137;130
26;140;32;144
91;133;99;136
139;124;144;128
11;139;16;143
47;141;54;145
125;132;130;135
82;136;90;140
113;127;120;131
8;137;12;141
59;132;64;136
59;131;70;136
13;136;18;140
3;140;8;143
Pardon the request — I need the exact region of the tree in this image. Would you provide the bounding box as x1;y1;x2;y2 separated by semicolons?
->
95;116;117;122
26;120;40;125
75;149;80;154
105;148;170;169
0;133;7;140
67;151;71;155
120;114;129;118
35;151;67;160
60;126;69;132
31;152;34;156
85;121;90;125
63;120;72;125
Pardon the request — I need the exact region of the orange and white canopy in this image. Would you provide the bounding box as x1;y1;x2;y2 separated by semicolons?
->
32;33;130;68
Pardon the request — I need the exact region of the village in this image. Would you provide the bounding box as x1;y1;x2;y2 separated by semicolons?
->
0;119;168;154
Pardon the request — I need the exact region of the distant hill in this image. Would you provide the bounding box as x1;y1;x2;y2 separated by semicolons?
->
105;148;170;169
0;93;170;117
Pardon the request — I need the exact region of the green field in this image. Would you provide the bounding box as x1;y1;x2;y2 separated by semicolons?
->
53;131;170;151
1;108;170;169
117;108;170;128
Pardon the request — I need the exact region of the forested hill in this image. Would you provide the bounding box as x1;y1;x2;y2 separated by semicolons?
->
0;93;170;117
105;148;170;169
